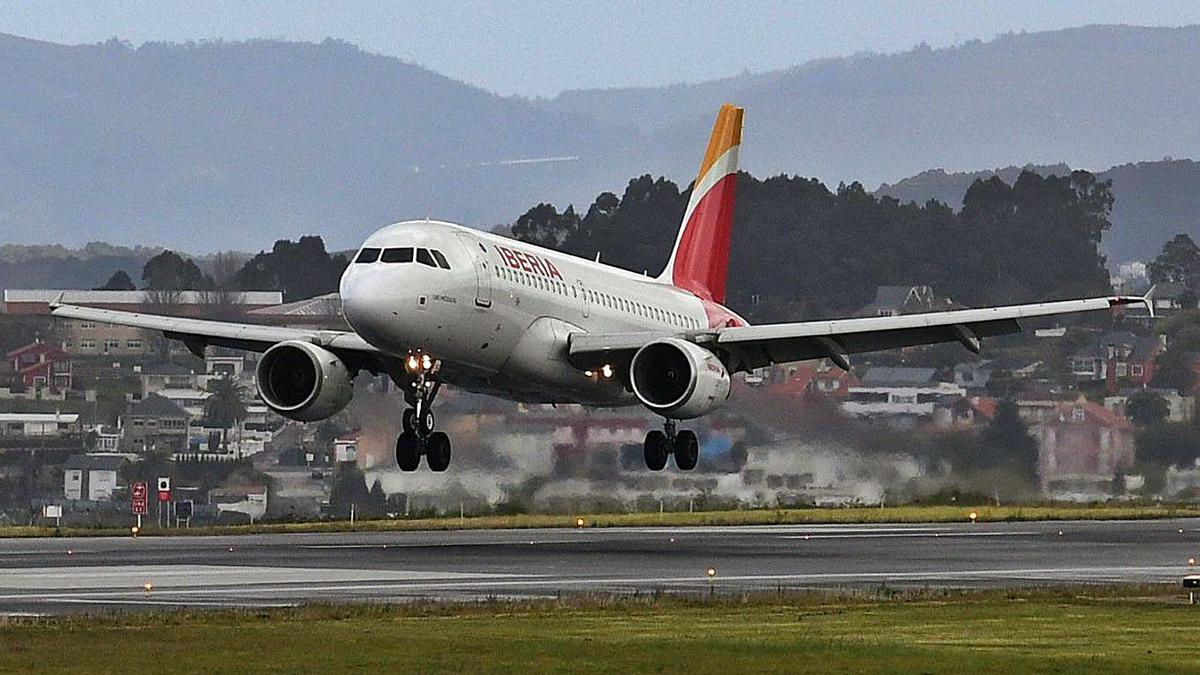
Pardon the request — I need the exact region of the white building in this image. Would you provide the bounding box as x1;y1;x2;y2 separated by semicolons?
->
842;368;965;419
0;412;80;437
63;455;126;501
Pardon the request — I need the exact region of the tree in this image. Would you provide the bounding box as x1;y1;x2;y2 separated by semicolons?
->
96;270;135;290
203;377;247;452
142;250;212;291
1148;234;1200;290
328;462;370;519
1152;348;1198;394
511;203;578;249
981;400;1040;483
364;479;388;518
233;236;348;302
1126;391;1169;426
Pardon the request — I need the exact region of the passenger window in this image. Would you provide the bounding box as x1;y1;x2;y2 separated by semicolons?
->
416;248;437;267
431;249;451;269
381;247;414;263
355;248;381;263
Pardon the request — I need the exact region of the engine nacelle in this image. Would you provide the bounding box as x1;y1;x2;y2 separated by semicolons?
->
629;338;731;419
256;340;354;422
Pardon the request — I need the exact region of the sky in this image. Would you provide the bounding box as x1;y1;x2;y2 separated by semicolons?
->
3;1;1200;97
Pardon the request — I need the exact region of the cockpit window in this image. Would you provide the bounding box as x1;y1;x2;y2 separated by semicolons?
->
355;248;381;263
416;248;437;267
381;247;414;263
430;249;450;269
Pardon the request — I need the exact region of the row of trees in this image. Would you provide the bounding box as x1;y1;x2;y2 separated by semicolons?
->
509;170;1115;321
98;236;349;303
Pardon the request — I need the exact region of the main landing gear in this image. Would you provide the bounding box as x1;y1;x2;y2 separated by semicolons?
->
395;352;451;472
643;419;699;471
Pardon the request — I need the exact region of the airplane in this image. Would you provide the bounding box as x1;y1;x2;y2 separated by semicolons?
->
51;104;1153;472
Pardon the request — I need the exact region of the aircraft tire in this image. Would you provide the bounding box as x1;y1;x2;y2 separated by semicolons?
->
644;430;669;471
674;430;699;471
396;431;422;471
426;432;452;472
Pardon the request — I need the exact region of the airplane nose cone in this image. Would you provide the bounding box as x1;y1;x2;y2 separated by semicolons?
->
340;269;391;345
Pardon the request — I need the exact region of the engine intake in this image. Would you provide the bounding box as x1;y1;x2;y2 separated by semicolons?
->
629;338;730;419
256;340;354;422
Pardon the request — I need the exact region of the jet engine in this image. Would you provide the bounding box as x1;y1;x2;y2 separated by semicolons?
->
256;340;354;422
629;338;731;419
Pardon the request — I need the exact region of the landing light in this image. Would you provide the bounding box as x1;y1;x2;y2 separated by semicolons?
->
584;370;594;377
406;355;420;371
421;354;433;371
601;364;613;378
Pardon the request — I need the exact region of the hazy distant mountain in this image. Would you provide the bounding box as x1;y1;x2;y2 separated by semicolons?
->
0;34;640;251
5;25;1200;253
876;159;1200;263
544;24;1200;197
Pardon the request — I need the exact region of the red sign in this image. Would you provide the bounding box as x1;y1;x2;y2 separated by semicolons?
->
157;477;171;502
131;481;148;515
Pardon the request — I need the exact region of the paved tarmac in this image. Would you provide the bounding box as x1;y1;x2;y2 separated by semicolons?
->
0;519;1197;613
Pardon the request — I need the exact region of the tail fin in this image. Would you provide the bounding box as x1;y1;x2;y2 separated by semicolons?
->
658;103;743;303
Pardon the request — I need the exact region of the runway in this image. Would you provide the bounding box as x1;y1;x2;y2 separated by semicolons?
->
0;519;1197;614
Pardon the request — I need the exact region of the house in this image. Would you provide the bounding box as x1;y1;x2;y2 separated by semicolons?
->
842;367;965;421
205;354;246;380
154;388;213;422
0;412;80;438
121;394;190;453
63;454;126;502
1067;331;1163;393
333;434;359;463
854;285;955;318
953;360;994;392
5;341;72;391
760;361;860;401
210;484;268;522
934;396;997;429
1036;399;1135;499
1105;388;1196;424
1149;282;1197;314
138;363;198;395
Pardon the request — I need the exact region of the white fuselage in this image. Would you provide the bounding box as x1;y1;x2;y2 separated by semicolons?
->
339;220;744;405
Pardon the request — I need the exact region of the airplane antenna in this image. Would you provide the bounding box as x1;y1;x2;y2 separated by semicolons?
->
594;251;601;263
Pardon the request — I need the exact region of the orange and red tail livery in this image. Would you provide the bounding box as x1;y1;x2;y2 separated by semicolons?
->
659;103;743;304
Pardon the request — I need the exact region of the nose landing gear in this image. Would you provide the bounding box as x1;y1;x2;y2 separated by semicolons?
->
395;351;451;472
643;419;699;471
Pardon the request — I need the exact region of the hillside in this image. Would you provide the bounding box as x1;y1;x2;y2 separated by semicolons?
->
544;25;1200;201
5;26;1200;254
0;34;639;251
876;159;1200;262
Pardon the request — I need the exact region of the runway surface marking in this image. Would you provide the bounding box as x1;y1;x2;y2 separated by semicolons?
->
0;564;1187;605
0;565;535;590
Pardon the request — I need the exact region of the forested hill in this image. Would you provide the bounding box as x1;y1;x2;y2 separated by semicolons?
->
510;170;1114;322
876;159;1200;263
543;25;1200;208
5;26;1200;254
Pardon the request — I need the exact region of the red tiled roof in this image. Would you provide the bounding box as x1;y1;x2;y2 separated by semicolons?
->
6;341;67;360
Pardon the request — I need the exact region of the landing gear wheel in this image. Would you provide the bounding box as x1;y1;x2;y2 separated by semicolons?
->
643;430;669;471
402;408;417;434
426;432;452;472
396;431;422;471
673;430;699;471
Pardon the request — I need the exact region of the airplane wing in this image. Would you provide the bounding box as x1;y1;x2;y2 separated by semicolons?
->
50;301;391;372
569;294;1154;373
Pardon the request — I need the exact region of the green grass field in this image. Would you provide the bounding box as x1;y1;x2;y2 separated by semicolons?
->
10;502;1200;538
2;588;1197;673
